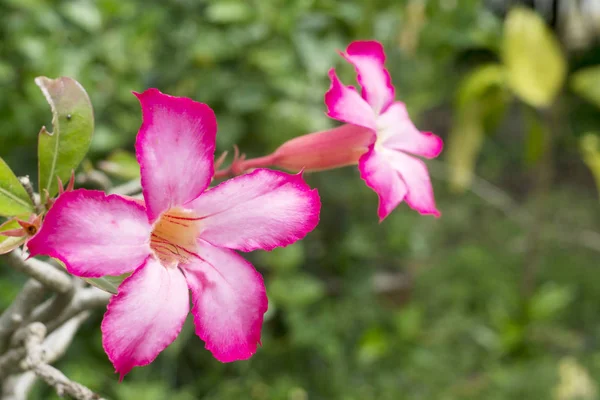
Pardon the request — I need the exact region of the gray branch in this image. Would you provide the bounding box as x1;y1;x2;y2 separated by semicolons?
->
3;250;72;293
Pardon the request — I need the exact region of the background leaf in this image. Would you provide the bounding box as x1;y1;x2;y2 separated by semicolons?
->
570;66;600;109
580;133;600;199
502;7;566;108
36;76;94;198
0;158;34;216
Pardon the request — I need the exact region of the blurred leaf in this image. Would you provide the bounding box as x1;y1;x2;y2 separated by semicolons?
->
206;1;253;23
98;150;140;180
258;242;305;272
61;1;102;32
36;76;94;198
571;66;600;109
580;133;600;198
456;64;506;109
0;158;34;216
502;7;566;108
529;283;574;322
446;105;484;192
554;357;598;400
268;273;325;308
357;326;390;365
524;108;547;165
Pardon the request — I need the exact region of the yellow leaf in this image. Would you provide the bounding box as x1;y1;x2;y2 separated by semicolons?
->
447;105;485;192
571;66;600;109
580;133;600;200
502;7;566;108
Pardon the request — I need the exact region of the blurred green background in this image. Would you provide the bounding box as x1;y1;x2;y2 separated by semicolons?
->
1;0;600;399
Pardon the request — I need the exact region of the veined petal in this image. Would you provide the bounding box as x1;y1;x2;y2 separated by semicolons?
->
359;147;408;221
378;102;443;159
135;89;217;222
27;190;151;278
188;169;320;252
182;240;267;362
325;69;377;130
342;41;395;114
102;257;189;380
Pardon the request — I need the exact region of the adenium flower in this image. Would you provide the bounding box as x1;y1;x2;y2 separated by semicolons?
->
325;41;442;220
28;89;321;379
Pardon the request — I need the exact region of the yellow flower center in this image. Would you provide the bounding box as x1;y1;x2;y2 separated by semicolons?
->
150;207;201;267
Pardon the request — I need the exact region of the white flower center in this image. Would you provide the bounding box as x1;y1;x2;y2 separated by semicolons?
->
150;207;201;267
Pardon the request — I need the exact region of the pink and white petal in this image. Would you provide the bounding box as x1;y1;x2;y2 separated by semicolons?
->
358;147;407;221
378;103;443;159
188;169;320;252
325;69;378;130
135;88;217;222
102;257;189;380
182;240;268;362
27;190;151;278
342;41;395;114
385;150;441;217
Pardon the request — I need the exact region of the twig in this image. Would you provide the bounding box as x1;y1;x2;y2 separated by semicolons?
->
18;176;42;214
19;322;105;400
0;279;46;353
46;287;111;333
3;250;72;294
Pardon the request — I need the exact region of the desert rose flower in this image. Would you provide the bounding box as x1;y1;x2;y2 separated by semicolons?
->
325;41;442;220
28;89;320;379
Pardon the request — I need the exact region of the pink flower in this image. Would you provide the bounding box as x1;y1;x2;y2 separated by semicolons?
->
27;89;321;379
325;41;443;221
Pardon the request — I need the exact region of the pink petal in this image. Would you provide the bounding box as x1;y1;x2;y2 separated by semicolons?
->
188;169;320;252
359;146;407;221
182;240;268;362
342;41;395;114
378;103;443;159
324;69;377;130
102;257;189;380
135;88;217;222
359;147;440;220
27;190;151;278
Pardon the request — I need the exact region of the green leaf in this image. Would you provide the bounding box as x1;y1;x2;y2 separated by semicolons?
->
580;133;600;199
97;150;140;180
83;274;129;294
456;64;506;109
447;105;485;192
0;158;34;216
502;7;566;108
524;108;547;165
0;218;27;254
36;76;94;198
529;283;574;321
571;66;600;109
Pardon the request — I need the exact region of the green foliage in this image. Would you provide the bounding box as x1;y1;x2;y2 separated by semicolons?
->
36;76;94;198
502;7;566;108
571;66;600;110
0;158;34;216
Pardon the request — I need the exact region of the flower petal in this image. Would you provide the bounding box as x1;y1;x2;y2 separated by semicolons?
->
182;240;267;362
189;169;320;252
342;41;395;114
27;190;151;277
324;69;377;130
359;147;440;220
359;146;407;221
135;88;217;222
102;257;189;380
378;102;443;159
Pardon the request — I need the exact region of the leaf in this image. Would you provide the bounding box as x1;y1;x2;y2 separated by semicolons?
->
36;76;94;198
502;7;566;108
580;133;600;199
0;218;27;254
571;66;600;109
83;274;129;295
447;105;485;192
446;65;506;193
524;108;547;165
0;158;34;216
97;150;140;180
